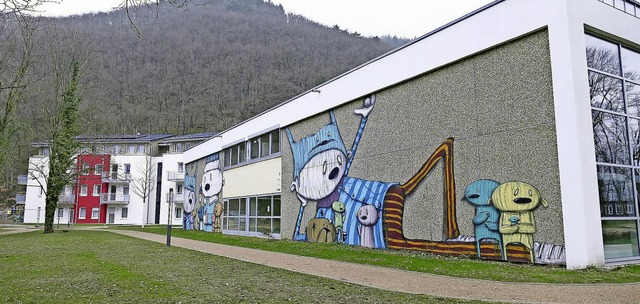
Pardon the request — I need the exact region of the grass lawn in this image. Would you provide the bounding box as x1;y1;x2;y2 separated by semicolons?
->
113;226;640;284
0;230;480;304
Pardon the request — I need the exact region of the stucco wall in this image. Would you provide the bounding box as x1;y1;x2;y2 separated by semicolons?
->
281;30;565;264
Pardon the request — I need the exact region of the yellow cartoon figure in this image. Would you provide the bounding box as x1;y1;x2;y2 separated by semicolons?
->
491;181;548;263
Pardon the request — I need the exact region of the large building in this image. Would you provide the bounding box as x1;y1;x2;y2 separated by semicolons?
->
18;133;215;226
180;0;640;269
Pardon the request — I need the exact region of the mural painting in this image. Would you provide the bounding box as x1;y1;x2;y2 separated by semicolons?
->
285;94;566;264
184;153;224;232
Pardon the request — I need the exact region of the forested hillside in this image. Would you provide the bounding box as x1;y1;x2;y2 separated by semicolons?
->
1;0;405;204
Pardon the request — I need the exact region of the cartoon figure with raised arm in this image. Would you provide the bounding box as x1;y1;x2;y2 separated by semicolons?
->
183;164;197;230
463;179;503;259
286;93;460;250
199;153;224;233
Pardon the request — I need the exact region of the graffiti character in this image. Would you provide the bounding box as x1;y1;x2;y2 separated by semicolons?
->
357;204;379;248
491;181;548;263
332;201;346;243
286;94;459;250
199;153;224;233
183;166;197;230
463;179;503;259
213;202;223;233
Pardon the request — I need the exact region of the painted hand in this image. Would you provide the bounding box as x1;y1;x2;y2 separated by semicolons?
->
354;94;376;118
291;180;308;207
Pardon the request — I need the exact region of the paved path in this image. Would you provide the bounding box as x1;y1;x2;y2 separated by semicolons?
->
107;230;639;304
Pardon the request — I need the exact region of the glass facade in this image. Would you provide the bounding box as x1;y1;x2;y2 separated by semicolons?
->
587;34;640;261
222;194;281;235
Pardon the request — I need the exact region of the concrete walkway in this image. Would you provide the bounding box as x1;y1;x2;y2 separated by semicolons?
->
106;230;639;304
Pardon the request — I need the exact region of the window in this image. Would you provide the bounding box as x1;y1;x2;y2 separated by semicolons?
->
176;143;183;152
80;185;88;196
95;164;103;175
249;129;280;161
121;207;128;218
124;163;131;174
175;207;182;218
223;194;281;234
114;145;121;154
123;185;130;196
138;144;145;154
57;208;64;218
176;184;183;194
586;34;640;261
111;164;118;179
92;184;101;196
91;208;99;219
41;147;49;156
82;163;90;175
79;207;86;219
224;142;247;168
128;144;135;154
177;162;184;173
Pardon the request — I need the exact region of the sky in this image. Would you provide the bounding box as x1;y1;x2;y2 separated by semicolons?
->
34;0;495;38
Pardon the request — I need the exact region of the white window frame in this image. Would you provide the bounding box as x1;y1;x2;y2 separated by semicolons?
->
91;208;99;219
95;164;102;175
79;207;86;219
121;207;128;218
93;184;101;196
80;185;88;196
57;208;64;218
175;207;182;219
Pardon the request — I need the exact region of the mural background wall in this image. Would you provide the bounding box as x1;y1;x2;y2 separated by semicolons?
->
281;29;565;263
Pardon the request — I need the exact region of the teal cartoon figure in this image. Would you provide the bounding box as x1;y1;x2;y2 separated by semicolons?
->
463;179;503;259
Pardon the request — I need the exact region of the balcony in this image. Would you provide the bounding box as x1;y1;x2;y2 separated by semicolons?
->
58;194;75;205
167;171;184;182
15;193;26;204
17;175;28;185
100;193;130;205
166;192;184;204
101;172;132;184
600;0;640;18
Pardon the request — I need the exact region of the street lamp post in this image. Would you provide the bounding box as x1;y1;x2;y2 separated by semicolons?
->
166;188;173;247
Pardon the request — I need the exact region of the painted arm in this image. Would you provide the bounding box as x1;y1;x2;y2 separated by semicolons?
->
472;211;490;225
345;94;375;176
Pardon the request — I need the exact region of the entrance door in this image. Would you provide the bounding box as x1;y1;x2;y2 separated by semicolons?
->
108;207;115;224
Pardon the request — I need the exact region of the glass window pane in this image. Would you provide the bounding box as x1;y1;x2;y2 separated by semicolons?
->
239;217;247;231
250;197;257;216
273;218;280;234
239;197;247;216
249;218;257;232
250;138;260;159
273;196;281;216
223;201;228;216
257;196;271;216
586;35;621;76
626;82;640;117
592;111;630;165
597;166;635;217
222;216;228;230
231;145;238;166
258;218;271;233
602;220;640;260
239;143;246;163
630;118;640;166
224;148;231;167
260;134;270;157
589;71;625;112
227;217;239;231
228;199;239;216
271;130;280;154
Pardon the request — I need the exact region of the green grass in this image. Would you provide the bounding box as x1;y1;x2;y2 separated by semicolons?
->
0;230;482;304
114;226;640;284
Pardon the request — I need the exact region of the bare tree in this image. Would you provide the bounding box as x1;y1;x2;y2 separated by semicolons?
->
131;154;155;228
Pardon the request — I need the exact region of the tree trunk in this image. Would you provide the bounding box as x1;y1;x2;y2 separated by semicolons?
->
43;193;58;233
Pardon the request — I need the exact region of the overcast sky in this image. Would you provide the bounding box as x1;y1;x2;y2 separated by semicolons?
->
35;0;494;38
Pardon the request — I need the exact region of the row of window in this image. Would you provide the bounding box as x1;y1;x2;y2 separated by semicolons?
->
81;163;132;176
77;184;130;197
78;207;100;219
223;130;280;168
80;144;147;155
222;194;281;234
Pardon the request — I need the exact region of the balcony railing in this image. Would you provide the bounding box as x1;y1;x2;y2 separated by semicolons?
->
600;0;640;18
100;193;130;204
58;194;75;205
15;193;26;204
17;175;28;185
166;193;184;204
167;171;184;182
101;172;132;183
